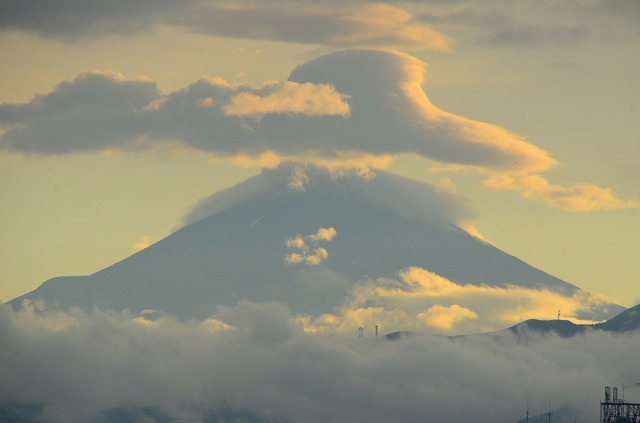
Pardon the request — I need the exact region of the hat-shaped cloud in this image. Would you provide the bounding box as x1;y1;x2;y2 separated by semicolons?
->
258;49;556;173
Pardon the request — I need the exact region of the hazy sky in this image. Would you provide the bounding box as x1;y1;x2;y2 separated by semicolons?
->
1;0;639;308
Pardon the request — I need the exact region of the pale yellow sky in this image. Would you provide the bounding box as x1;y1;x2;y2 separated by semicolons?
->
1;1;639;307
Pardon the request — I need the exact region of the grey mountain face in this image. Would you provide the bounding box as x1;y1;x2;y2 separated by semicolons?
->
8;164;623;321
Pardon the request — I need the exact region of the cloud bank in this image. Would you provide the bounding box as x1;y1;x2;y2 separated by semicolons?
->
5;50;548;171
1;302;638;423
0;49;634;211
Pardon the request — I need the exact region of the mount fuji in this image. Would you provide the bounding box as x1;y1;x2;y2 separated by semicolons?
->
8;164;622;323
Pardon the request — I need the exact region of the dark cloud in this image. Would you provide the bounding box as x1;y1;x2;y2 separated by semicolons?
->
0;72;294;156
0;71;158;154
0;0;189;40
1;302;639;423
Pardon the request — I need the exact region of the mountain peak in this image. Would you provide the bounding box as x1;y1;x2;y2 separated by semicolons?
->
182;163;474;228
8;164;622;328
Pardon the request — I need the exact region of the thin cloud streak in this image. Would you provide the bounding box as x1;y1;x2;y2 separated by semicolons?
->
0;1;451;51
179;2;452;51
484;174;639;212
414;0;640;46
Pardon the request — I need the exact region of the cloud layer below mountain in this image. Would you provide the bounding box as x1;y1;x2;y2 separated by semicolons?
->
2;302;638;423
311;266;614;335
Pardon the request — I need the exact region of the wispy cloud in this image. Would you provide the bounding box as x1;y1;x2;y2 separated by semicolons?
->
484;174;639;212
180;164;475;228
415;0;640;46
131;235;153;252
182;2;451;51
0;1;450;51
286;164;311;191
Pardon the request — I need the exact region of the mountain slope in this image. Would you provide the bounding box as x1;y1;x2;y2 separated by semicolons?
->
594;303;640;332
8;165;621;320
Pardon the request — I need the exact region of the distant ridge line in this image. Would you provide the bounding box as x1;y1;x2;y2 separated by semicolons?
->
382;304;640;340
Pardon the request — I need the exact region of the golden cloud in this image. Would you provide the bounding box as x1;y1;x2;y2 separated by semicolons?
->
484;174;639;211
224;81;351;119
417;304;479;330
131;235;153;252
300;266;612;335
284;227;337;266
